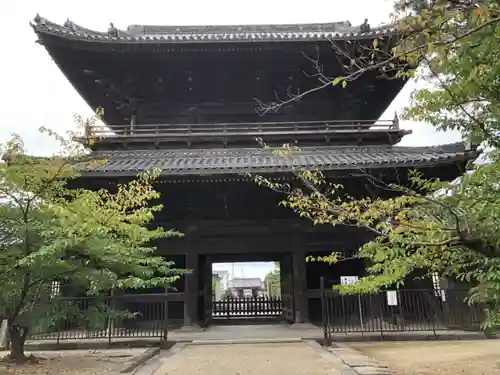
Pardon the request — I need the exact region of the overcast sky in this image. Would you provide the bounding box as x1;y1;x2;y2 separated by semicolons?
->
1;0;462;279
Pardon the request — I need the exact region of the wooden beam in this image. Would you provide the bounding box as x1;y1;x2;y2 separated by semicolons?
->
157;219;335;237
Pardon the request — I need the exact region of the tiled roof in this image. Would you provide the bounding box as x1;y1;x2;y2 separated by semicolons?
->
77;143;476;177
31;15;396;44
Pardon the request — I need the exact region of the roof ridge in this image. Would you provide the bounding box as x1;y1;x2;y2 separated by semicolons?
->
31;14;397;43
89;143;470;161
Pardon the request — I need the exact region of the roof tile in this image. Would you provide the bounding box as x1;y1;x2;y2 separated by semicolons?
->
77;143;476;177
31;16;396;44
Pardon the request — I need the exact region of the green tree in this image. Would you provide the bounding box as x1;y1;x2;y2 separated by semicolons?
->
0;129;183;361
222;288;233;299
253;0;500;329
264;265;281;297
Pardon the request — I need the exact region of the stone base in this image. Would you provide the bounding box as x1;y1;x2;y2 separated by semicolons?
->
289;322;317;330
179;324;204;332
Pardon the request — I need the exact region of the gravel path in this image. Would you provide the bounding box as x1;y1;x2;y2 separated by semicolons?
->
155;342;339;375
351;340;500;375
0;349;145;375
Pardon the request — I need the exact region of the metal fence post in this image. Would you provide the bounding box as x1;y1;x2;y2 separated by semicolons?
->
56;318;61;346
358;294;364;336
162;288;169;346
108;288;115;345
320;277;328;343
379;292;384;340
430;290;437;339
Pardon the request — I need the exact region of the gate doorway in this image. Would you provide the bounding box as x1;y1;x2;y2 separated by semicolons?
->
208;258;285;324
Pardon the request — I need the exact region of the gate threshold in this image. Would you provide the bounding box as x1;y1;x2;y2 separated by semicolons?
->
186;337;303;345
210;317;286;326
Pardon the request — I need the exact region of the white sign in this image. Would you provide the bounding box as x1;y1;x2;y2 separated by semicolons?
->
386;291;398;306
440;289;447;302
340;276;359;285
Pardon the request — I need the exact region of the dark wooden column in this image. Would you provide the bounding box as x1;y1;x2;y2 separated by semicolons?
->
292;231;309;323
183;227;199;327
203;255;213;326
281;254;294;323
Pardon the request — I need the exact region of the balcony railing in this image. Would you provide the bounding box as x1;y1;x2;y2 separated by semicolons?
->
79;119;401;139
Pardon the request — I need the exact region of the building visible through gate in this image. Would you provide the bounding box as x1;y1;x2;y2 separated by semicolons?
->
29;15;481;339
211;261;283;322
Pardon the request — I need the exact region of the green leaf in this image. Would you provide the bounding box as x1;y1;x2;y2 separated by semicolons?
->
0;123;186;358
331;76;344;86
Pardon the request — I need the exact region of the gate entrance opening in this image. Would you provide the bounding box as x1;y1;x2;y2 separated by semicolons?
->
211;261;282;322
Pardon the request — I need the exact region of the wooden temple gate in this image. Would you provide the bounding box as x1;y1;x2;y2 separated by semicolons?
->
28;14;481;343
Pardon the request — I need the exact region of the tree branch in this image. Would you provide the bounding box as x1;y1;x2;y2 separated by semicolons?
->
256;15;500;114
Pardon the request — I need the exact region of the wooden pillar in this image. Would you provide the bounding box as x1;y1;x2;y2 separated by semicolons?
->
203;255;213;326
281;254;294;323
130;114;137;134
292;232;309;323
183;227;199;327
130;99;138;134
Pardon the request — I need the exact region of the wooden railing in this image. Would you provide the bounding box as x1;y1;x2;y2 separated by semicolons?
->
212;296;283;318
78;119;400;139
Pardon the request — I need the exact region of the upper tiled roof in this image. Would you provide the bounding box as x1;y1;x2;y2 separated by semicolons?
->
77;143;476;178
31;15;396;44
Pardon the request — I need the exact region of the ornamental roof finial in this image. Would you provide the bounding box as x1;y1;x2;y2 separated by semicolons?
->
34;13;46;26
108;22;118;37
360;18;370;33
393;111;399;129
64;18;76;31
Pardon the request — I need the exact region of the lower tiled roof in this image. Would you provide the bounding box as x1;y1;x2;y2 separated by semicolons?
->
77;143;476;177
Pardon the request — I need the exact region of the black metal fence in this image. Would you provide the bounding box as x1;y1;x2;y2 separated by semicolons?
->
212;296;283;318
27;293;169;344
320;282;484;340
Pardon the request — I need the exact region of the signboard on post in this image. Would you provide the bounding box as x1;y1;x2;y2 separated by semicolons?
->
386;290;398;306
340;276;359;285
340;276;364;332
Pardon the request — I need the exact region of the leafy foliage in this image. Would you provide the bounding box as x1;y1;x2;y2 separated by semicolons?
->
253;147;500;329
264;263;281;297
0;128;183;359
396;0;500;148
252;0;500;330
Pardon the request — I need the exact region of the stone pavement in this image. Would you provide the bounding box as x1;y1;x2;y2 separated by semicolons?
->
139;340;397;375
172;323;322;342
151;342;341;375
326;343;396;375
170;324;485;343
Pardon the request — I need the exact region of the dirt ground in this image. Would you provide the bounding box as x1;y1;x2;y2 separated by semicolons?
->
351;340;500;375
155;342;339;375
0;348;145;375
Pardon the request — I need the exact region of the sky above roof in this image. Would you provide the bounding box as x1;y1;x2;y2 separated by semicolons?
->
213;262;275;280
2;0;460;155
1;0;462;279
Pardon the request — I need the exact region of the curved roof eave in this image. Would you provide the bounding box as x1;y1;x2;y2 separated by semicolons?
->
75;142;479;178
31;15;398;45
